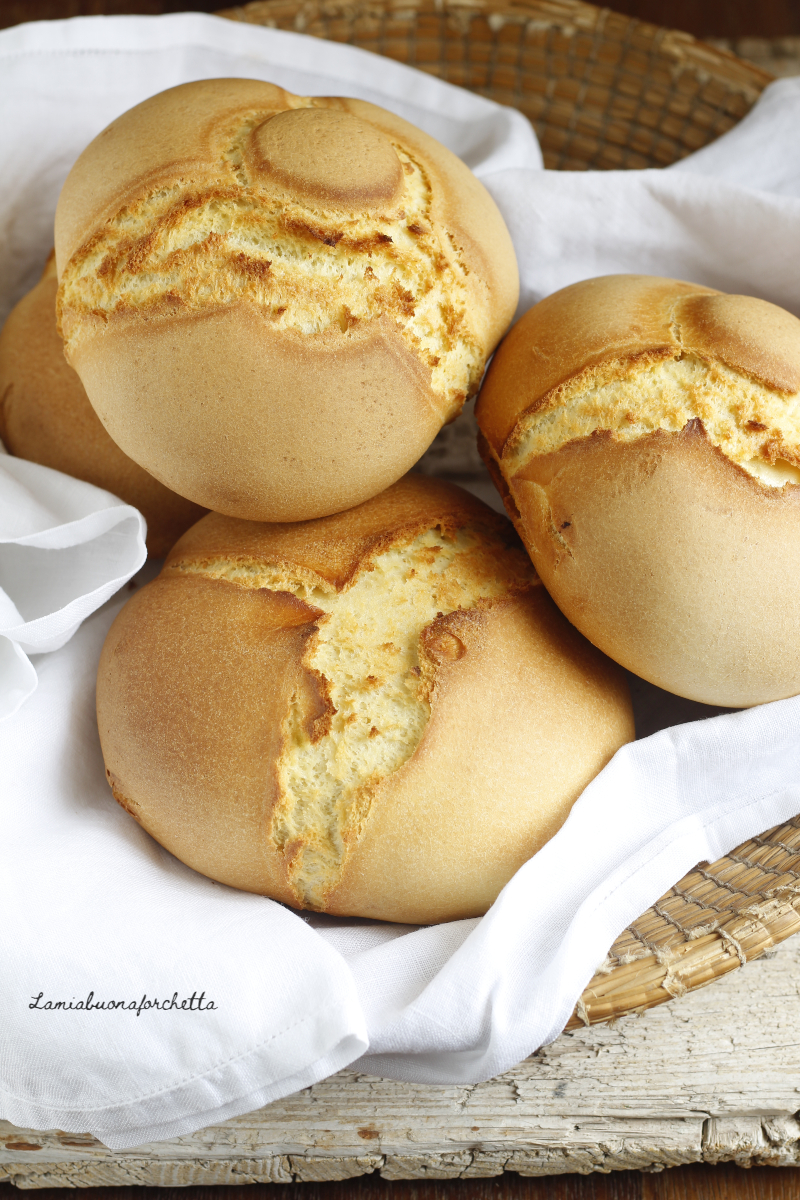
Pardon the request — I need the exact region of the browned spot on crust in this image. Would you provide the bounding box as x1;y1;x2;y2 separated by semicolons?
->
345;231;393;252
307;668;337;743
421;622;466;663
232;253;271;280
107;770;142;822
125;233;159;275
763;437;800;468
393;284;416;318
282;216;344;247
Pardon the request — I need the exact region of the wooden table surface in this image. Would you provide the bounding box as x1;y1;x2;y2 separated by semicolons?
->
2;0;799;1196
4;1165;800;1198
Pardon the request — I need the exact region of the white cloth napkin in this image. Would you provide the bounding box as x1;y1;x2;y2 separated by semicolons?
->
2;11;800;1151
0;453;145;720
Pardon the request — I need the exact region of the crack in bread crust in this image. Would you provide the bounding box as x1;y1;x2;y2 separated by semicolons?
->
58;106;484;419
504;355;800;487
173;526;536;908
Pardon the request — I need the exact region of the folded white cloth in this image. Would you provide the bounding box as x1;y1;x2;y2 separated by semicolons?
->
2;11;800;1152
0;454;145;719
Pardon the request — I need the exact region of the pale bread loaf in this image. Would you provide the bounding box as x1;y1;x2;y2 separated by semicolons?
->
55;79;519;523
97;475;634;923
477;274;800;707
0;254;205;558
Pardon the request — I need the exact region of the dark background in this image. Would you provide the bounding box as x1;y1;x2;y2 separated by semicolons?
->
0;0;799;36
2;0;800;1197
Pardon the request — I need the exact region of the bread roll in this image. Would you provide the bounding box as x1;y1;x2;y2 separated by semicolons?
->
476;274;800;708
0;254;205;558
97;475;633;924
55;79;519;524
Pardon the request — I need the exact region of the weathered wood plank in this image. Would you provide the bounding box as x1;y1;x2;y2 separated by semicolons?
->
4;934;800;1185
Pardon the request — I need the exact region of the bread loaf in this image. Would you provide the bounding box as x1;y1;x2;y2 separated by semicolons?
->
97;474;633;923
55;79;519;524
0;254;205;558
477;274;800;707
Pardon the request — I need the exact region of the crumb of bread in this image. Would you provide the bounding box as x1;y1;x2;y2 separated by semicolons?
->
174;526;535;906
504;356;800;487
58;107;484;420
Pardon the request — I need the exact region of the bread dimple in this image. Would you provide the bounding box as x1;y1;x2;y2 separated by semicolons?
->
250;107;405;209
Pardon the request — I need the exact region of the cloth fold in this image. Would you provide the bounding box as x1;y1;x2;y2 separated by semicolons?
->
0;456;145;718
2;11;800;1152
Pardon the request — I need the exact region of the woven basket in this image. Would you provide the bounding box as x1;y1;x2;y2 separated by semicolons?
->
219;0;771;169
217;0;790;1027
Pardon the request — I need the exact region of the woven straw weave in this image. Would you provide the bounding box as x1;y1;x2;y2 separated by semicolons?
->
217;0;787;1025
220;0;772;169
566;819;800;1028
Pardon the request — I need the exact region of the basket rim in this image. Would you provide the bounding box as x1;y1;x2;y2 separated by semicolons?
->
221;0;776;91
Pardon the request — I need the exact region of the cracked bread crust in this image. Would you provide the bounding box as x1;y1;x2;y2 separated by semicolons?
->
476;275;800;706
55;79;519;522
0;253;205;558
96;474;634;924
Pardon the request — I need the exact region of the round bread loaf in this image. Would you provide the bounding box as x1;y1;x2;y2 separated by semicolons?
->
55;79;519;524
476;274;800;708
97;474;633;924
0;254;205;558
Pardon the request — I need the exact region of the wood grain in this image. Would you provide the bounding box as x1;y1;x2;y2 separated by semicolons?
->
5;1166;800;1198
5;933;800;1188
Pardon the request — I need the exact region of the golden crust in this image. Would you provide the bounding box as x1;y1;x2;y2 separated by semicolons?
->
55;79;519;522
476;274;800;459
477;275;714;455
327;588;632;923
250;107;405;210
0;256;204;558
511;422;800;706
70;303;445;523
97;475;633;923
477;275;800;705
165;472;517;584
55;82;518;359
676;291;800;395
56;79;294;270
100;571;315;902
